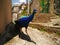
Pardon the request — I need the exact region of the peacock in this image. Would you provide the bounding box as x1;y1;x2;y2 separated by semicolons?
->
15;9;37;37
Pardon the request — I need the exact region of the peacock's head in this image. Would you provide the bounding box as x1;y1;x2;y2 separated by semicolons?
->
33;9;37;13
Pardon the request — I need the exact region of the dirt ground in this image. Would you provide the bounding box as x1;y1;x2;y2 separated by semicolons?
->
4;14;60;45
4;27;60;45
33;13;59;23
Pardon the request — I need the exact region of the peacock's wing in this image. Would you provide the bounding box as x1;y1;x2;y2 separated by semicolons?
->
18;16;29;23
18;17;29;27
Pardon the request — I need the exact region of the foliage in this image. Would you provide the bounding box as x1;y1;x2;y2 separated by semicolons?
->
40;0;50;13
56;32;60;35
40;28;46;32
19;10;27;18
21;10;27;15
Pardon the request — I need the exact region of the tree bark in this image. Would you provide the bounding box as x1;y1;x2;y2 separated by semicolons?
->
49;0;54;14
0;0;12;33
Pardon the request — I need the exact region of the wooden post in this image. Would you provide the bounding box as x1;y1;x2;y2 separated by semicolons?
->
49;0;54;14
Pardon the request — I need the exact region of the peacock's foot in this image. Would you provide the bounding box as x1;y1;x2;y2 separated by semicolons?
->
19;32;23;38
19;34;21;38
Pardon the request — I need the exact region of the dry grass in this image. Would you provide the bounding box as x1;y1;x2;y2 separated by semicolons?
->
33;13;59;23
29;23;60;35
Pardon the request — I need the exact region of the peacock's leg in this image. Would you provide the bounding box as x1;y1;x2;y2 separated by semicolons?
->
25;27;28;35
19;27;22;38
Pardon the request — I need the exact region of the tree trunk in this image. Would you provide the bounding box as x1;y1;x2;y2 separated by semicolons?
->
49;0;54;14
0;0;12;33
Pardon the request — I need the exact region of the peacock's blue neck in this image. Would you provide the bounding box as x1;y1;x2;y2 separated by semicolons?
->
28;12;36;21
